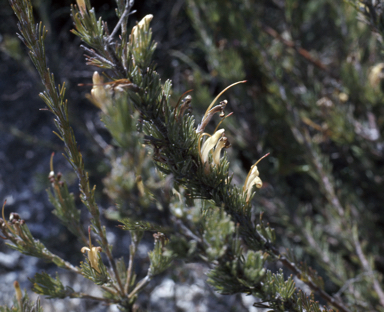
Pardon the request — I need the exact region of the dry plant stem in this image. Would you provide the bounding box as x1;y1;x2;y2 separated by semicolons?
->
81;45;116;68
303;229;344;283
259;22;332;75
124;238;137;294
120;1;130;73
278;112;354;310
303;131;345;218
111;283;122;294
269;246;352;312
353;230;384;307
109;0;133;43
175;219;203;245
128;273;151;300
284;107;377;310
101;285;118;295
301;126;384;304
70;292;119;303
335;272;374;297
98;228;125;295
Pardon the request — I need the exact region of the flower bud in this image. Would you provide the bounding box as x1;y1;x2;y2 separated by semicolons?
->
14;281;22;307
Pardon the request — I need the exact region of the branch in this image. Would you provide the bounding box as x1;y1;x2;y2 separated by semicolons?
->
259;23;333;76
353;226;384;307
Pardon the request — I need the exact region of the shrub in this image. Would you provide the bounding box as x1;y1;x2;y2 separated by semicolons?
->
2;0;384;311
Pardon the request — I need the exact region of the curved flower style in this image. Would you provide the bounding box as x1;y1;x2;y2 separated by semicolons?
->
243;153;269;202
197;81;247;169
196;80;246;134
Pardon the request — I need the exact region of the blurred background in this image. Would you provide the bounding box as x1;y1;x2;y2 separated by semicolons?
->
1;0;384;311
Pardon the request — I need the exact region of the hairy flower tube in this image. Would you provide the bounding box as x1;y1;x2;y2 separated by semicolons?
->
243;153;269;202
81;227;103;273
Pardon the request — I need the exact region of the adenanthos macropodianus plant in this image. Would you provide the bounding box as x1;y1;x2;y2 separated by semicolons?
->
3;0;383;311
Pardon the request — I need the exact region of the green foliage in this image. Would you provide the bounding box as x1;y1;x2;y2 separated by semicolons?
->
118;218;165;232
0;289;43;312
4;0;384;311
70;0;105;53
262;270;296;302
255;214;276;245
296;291;335;312
30;272;73;299
0;212;78;272
241;251;267;288
80;253;111;285
47;170;85;243
207;250;266;295
203;207;235;261
148;233;173;276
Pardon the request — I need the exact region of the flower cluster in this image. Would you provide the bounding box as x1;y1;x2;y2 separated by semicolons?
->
197;81;268;202
200;129;230;166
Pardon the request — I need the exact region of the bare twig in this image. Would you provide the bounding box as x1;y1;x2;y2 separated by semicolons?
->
109;0;135;42
128;274;151;299
335;272;374;298
70;292;120;303
270;246;352;312
259;23;332;75
353;227;384;307
124;231;141;295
